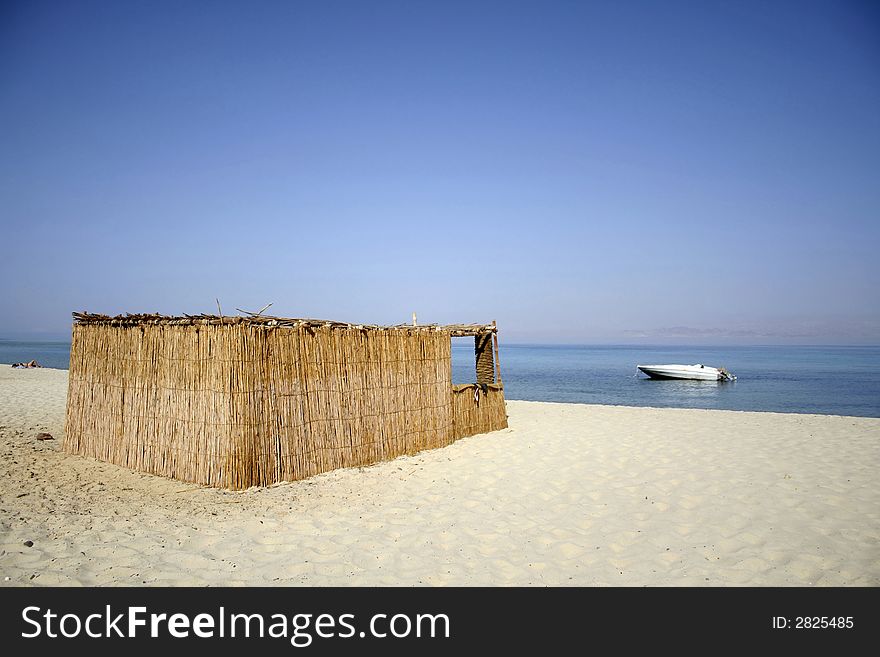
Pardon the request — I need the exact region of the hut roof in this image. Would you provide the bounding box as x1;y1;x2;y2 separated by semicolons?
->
72;312;496;336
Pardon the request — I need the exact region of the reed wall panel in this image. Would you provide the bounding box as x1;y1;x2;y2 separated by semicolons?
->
451;385;509;440
64;322;496;489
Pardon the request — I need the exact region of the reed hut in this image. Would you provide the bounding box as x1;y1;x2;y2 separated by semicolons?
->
63;312;507;489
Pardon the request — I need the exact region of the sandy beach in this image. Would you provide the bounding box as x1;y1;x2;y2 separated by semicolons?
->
1;366;878;586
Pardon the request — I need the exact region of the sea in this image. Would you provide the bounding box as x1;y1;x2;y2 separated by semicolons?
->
2;340;879;418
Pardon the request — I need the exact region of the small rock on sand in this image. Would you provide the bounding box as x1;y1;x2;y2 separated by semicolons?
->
35;433;53;441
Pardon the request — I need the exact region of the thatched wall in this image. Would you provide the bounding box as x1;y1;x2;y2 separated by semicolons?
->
452;384;508;440
64;315;507;489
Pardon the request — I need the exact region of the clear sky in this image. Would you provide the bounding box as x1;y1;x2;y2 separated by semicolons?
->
2;0;878;343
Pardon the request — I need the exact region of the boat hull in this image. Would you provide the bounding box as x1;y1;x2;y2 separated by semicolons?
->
637;364;725;381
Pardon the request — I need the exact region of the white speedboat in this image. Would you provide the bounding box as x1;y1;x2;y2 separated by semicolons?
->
637;364;736;381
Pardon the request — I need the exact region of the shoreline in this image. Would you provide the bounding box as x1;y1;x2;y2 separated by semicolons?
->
1;367;879;586
4;364;877;420
506;397;880;420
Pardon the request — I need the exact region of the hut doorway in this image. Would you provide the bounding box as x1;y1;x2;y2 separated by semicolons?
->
450;333;499;385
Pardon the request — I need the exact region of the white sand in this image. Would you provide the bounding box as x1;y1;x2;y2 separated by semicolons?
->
1;366;878;586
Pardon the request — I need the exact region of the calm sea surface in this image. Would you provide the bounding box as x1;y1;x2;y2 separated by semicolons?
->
454;343;880;418
2;340;878;417
1;341;72;370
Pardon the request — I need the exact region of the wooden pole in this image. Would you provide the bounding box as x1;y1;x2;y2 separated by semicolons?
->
491;320;502;385
475;331;494;384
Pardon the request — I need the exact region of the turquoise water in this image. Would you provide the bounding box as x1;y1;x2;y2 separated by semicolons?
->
0;340;72;370
3;340;879;417
453;343;880;418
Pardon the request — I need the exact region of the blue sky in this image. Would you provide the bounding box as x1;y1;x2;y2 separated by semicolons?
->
2;0;878;343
